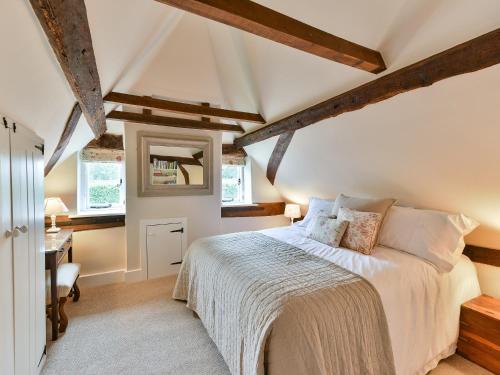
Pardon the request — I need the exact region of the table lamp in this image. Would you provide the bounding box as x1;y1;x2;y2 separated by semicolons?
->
44;197;69;233
284;204;301;225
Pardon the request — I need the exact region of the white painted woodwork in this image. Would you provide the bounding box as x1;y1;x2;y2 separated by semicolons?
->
0;122;45;375
139;218;187;280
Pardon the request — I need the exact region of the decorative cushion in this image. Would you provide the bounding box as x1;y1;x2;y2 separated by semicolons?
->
337;208;383;255
331;193;396;219
378;206;479;272
46;262;81;303
296;197;337;228
306;215;349;248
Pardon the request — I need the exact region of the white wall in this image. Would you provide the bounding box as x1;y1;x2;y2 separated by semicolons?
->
44;153;127;284
221;216;289;235
125;124;222;273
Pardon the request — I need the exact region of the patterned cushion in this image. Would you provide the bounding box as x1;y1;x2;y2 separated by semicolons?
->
337;208;382;255
306;215;349;248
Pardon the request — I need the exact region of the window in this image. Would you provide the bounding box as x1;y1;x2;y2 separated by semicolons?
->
78;159;125;214
221;165;245;204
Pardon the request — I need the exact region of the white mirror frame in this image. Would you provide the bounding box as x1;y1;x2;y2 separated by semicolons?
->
138;131;213;197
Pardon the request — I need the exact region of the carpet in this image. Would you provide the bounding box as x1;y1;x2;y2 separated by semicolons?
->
41;277;492;375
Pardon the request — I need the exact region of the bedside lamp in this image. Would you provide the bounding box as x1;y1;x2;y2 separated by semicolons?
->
284;204;301;225
44;197;69;233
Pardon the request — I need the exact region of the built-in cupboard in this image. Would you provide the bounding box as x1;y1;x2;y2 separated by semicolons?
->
0;121;46;375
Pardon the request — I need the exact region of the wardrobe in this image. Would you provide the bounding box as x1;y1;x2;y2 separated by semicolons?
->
0;120;46;375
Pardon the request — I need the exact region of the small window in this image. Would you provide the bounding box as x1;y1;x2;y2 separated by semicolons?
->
78;159;125;214
221;165;245;204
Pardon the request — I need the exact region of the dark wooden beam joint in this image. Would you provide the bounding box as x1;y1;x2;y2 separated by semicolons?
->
104;92;264;124
107;110;244;133
221;202;285;217
235;28;500;148
30;0;106;137
266;131;294;185
155;0;385;73
45;103;82;177
222;144;247;157
85;133;123;150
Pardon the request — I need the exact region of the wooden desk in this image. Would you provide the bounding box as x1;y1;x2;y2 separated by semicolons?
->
45;229;73;341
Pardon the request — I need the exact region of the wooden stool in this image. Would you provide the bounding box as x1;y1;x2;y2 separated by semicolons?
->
46;262;81;333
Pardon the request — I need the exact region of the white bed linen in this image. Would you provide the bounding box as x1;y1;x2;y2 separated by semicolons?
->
261;225;481;375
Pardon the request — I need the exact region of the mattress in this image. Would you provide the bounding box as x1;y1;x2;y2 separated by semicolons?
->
261;225;481;375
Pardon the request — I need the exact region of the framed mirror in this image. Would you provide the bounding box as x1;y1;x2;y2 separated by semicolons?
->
138;131;213;196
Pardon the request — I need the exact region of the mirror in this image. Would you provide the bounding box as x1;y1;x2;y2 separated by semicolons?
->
138;132;212;196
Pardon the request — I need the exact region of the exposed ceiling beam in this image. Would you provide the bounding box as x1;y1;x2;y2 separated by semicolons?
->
29;0;106;137
85;133;123;150
222;144;247;157
104;92;265;124
192;150;204;160
235;28;500;148
150;154;202;166
107;110;245;133
44;103;82;176
155;0;386;73
266;131;294;185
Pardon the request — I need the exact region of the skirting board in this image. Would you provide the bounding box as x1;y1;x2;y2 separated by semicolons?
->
125;268;145;283
78;269;126;288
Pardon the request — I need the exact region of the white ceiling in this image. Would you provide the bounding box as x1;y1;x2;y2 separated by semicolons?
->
2;1;500;241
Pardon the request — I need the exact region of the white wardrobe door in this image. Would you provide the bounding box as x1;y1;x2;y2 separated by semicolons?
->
11;130;32;375
0;128;14;375
32;146;45;372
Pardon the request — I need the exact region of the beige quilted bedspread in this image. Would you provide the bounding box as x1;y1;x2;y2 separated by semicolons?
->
173;232;395;375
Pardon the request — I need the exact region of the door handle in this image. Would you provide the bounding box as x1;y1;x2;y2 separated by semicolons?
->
5;230;12;238
13;225;28;237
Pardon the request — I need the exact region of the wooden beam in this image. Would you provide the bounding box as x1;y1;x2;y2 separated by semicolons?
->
235;28;500;148
221;202;285;217
178;164;190;185
155;0;385;73
29;0;106;137
222;144;247;157
85;133;123;150
150;154;202;166
266;131;294;185
107;110;245;133
44;103;82;177
463;245;500;267
104;92;265;124
192;150;204;160
45;214;125;232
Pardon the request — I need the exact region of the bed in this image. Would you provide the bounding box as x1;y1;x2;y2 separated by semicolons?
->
173;225;481;375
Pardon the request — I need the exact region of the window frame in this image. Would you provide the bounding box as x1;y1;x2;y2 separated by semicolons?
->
77;155;126;216
221;164;247;206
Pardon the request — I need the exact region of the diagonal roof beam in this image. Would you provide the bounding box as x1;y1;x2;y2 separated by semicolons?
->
266;131;294;185
155;0;386;73
235;28;500;148
29;0;106;137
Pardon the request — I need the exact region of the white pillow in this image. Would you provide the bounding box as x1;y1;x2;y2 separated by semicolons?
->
378;206;479;272
296;197;336;228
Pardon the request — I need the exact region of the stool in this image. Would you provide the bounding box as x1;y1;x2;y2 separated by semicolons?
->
46;262;81;333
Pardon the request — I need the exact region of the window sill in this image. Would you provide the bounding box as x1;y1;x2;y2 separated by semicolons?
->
221;202;285;218
72;209;125;218
45;213;125;232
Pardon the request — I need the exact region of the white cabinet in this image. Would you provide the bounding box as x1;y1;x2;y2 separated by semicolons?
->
0;121;45;375
140;218;187;279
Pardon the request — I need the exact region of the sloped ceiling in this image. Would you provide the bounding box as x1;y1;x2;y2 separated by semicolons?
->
2;0;500;243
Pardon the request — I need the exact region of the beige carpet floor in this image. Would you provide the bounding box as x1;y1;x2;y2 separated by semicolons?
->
42;277;492;375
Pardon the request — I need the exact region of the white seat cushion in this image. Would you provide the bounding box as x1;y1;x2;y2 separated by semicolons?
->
46;263;81;303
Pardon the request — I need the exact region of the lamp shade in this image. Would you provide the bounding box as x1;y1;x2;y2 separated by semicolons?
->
284;204;301;219
44;197;69;216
